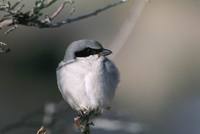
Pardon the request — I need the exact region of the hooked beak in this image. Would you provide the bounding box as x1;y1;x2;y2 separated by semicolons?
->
100;49;112;56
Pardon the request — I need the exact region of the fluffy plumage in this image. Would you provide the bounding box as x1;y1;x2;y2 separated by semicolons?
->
56;40;119;114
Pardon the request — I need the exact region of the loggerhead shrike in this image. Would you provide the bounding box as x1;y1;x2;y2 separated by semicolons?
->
56;40;119;118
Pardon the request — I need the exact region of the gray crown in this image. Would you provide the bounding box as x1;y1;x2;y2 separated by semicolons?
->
63;39;103;62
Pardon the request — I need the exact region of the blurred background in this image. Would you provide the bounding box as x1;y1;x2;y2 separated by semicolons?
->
0;0;200;134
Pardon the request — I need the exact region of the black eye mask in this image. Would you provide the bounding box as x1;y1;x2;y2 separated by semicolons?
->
75;48;103;57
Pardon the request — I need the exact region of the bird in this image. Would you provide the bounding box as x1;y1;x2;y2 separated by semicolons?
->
56;39;119;130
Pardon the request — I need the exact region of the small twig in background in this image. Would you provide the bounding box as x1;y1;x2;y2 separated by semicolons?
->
0;0;127;29
37;126;47;134
0;41;10;53
49;1;67;21
46;0;128;27
4;24;18;34
0;0;128;52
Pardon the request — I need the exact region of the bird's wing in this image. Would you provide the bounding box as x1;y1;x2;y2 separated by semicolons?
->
102;58;120;100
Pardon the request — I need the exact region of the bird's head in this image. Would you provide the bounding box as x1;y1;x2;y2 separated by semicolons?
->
63;40;112;62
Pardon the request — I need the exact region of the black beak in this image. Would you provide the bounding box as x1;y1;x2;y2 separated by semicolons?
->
100;49;112;56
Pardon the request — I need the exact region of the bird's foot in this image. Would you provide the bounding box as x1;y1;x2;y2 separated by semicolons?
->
78;108;89;117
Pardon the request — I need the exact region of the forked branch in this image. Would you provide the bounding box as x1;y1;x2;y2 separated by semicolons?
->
0;0;128;53
0;0;128;31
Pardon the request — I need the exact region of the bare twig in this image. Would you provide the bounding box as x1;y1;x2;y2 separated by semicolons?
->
5;24;18;34
50;1;68;21
0;41;10;53
46;0;128;28
0;0;128;52
0;0;128;30
37;126;47;134
10;0;22;10
0;19;13;29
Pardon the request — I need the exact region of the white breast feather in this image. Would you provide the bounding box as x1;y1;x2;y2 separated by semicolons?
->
56;55;119;111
